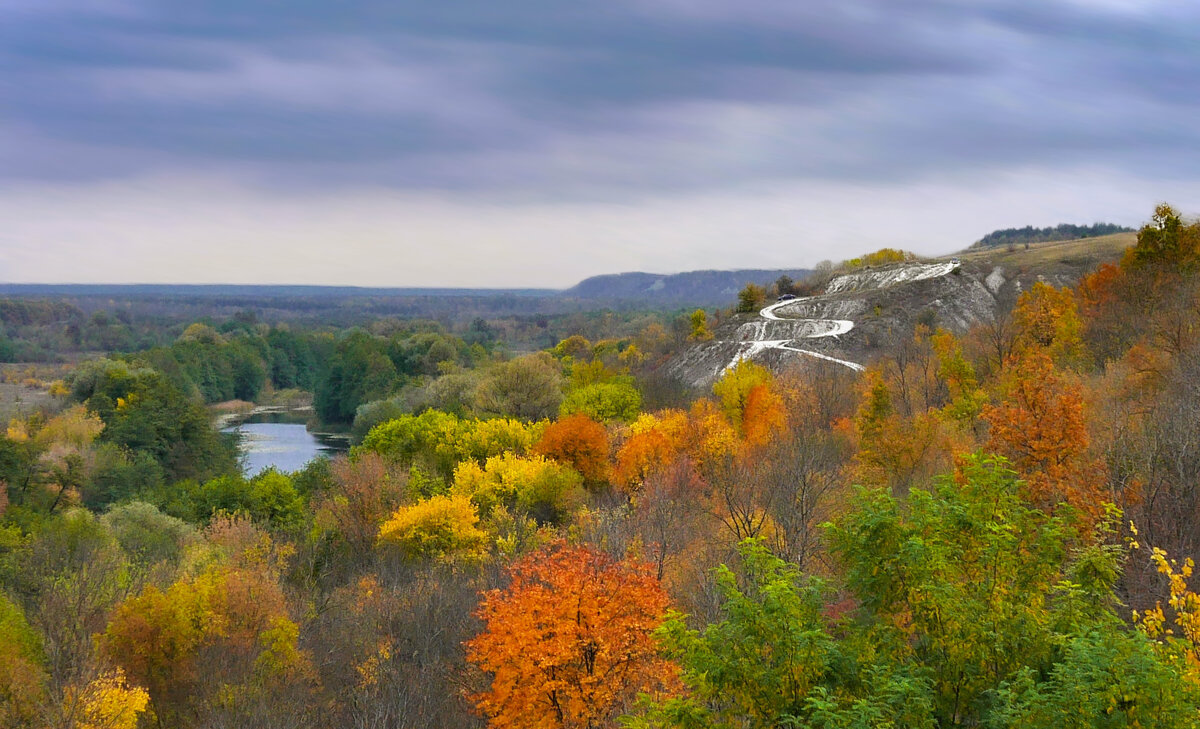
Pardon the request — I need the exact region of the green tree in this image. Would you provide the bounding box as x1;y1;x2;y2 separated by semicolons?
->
0;593;46;729
168;469;304;529
827;455;1117;724
736;284;766;313
988;628;1200;728
316;330;398;424
632;540;933;729
633;455;1200;728
70;358;236;483
102;501;196;568
559;380;642;423
1125;203;1200;272
359;410;541;482
477;353;564;420
3;509;130;706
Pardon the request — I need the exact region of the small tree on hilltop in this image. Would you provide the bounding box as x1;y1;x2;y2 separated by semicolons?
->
736;284;766;313
688;309;712;341
775;275;795;297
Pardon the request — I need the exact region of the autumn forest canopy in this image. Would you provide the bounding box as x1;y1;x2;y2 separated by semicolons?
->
4;204;1200;727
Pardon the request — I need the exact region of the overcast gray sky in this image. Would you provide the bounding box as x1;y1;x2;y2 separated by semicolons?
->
1;0;1197;287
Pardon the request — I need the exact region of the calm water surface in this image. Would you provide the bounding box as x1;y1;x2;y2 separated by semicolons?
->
222;412;349;475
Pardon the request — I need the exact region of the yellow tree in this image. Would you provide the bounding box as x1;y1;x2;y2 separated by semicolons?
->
452;453;585;525
931;328;988;429
1136;545;1200;680
713;360;773;432
101;533;308;724
611;412;690;492
377;494;489;564
62;668;149;729
1012;281;1085;368
850;369;948;495
687;310;712;341
685;399;738;473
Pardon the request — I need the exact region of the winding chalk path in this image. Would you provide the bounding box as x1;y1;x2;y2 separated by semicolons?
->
724;261;961;374
725;297;864;373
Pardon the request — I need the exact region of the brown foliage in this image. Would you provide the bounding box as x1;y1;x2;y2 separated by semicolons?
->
983;351;1106;524
632;459;708;583
313;453;407;566
850;369;953;496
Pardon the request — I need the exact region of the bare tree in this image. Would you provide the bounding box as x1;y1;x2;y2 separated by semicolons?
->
631;459;708;582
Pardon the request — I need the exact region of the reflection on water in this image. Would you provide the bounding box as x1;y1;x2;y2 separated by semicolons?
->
222;410;349;476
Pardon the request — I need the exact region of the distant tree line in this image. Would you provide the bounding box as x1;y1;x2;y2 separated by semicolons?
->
0;290;695;368
0;302;157;362
973;222;1132;249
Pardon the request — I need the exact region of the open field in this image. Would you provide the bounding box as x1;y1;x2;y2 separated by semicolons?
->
0;362;73;420
938;232;1136;268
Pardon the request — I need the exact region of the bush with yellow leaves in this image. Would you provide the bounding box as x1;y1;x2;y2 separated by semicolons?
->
377;494;488;564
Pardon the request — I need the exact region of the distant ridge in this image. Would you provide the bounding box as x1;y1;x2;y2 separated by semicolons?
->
0;269;812;308
0;284;556;298
561;269;812;305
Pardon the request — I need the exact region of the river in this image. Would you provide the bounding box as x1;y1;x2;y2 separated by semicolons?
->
221;410;350;476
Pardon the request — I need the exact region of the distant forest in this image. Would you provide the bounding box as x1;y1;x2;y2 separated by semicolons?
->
973;222;1132;248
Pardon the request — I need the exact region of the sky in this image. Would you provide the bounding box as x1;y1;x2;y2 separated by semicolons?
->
1;0;1198;287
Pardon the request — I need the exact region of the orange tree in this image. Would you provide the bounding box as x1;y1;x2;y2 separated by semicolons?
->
465;542;675;729
1011;281;1085;367
982;351;1105;525
612;413;687;492
849;369;949;495
741;383;786;451
534;413;611;488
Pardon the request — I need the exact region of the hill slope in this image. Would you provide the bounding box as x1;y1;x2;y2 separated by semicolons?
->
561;269;810;306
943;232;1135;268
668;239;1129;387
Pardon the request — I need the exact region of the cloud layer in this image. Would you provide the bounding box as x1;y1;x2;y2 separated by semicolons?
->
2;0;1197;284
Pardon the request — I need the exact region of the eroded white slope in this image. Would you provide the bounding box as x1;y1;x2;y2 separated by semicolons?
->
722;260;958;374
824;261;958;296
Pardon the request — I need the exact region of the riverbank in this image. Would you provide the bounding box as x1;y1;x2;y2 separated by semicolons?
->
212;402;316;430
218;404;351;475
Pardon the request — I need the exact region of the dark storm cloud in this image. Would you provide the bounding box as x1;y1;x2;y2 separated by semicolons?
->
2;0;1198;193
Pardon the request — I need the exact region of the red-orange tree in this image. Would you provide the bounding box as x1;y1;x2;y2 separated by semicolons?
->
534;413;611;488
466;542;675;729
